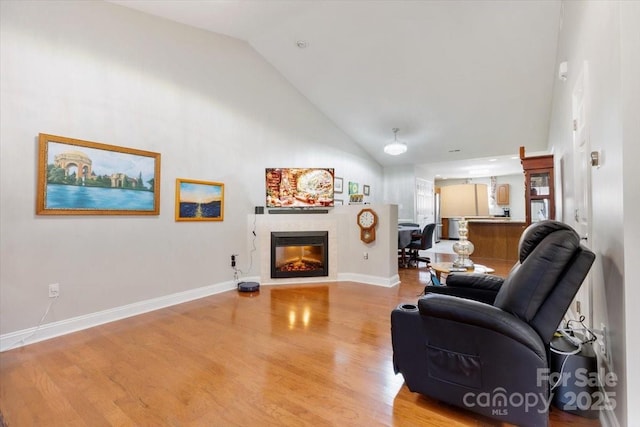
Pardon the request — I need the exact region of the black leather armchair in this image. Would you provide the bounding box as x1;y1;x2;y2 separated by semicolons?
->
391;221;595;427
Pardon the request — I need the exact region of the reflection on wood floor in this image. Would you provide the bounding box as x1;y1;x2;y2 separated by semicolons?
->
0;253;599;426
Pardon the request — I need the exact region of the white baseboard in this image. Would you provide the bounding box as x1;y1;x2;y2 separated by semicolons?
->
596;354;621;427
1;279;243;352
337;273;400;287
599;403;620;427
259;273;399;288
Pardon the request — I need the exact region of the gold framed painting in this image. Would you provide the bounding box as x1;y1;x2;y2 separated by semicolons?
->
175;178;224;221
36;133;161;215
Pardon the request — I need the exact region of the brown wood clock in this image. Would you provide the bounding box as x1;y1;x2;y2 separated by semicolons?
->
357;208;378;243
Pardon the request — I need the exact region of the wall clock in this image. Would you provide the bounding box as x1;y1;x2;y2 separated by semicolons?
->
357;208;378;243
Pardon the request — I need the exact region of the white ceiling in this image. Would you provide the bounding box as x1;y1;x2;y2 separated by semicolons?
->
109;0;562;178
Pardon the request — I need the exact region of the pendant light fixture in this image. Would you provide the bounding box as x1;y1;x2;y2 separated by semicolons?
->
384;128;408;155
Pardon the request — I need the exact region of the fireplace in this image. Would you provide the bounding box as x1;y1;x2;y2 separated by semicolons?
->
271;231;329;279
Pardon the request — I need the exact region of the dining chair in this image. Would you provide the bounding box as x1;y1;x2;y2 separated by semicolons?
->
398;223;420;267
406;223;435;267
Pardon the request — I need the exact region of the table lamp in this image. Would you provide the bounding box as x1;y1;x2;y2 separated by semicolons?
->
452;218;475;269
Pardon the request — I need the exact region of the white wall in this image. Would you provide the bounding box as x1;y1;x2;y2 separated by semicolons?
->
547;1;639;424
0;1;383;339
621;1;640;424
333;204;399;284
383;166;416;221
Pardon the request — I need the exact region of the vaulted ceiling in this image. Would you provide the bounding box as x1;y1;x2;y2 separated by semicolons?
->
110;0;562;178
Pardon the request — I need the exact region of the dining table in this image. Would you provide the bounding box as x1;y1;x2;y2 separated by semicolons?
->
398;225;421;267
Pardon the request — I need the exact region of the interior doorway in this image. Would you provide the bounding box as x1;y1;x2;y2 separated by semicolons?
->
415;178;434;228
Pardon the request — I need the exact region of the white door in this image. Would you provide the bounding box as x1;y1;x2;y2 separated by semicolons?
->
572;62;593;325
415;178;434;228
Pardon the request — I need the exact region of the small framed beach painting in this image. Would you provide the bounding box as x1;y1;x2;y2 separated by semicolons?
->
175;178;224;221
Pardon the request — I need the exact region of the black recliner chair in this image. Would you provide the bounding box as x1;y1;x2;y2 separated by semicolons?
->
391;221;595;427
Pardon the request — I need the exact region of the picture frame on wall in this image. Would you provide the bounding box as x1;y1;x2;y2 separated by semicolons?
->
175;178;224;221
334;199;344;205
363;185;370;196
348;181;359;195
36;133;161;215
349;194;364;204
334;176;344;194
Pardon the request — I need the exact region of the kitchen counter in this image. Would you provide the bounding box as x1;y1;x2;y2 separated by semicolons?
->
467;218;525;224
442;217;525;241
467;220;527;262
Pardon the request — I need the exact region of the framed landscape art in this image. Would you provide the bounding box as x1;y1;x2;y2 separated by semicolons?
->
36;133;161;215
348;181;359;195
175;178;224;221
334;176;344;194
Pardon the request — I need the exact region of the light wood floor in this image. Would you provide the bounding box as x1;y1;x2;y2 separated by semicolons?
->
0;254;600;426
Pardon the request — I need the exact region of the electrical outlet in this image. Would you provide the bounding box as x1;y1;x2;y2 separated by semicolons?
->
231;254;237;268
363;252;368;260
576;300;581;314
48;283;59;298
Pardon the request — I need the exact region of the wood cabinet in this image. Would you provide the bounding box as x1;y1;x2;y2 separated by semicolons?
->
520;147;555;225
440;184;489;217
441;218;449;240
496;184;510;205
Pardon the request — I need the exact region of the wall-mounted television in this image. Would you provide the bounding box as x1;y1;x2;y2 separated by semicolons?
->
266;168;334;208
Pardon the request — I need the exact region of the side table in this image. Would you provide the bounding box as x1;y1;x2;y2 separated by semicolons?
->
430;262;495;282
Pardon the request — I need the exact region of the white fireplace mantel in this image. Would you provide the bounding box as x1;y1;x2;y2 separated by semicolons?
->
250;205;400;287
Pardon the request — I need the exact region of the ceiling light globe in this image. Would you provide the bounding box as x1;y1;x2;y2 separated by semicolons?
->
384;142;408;155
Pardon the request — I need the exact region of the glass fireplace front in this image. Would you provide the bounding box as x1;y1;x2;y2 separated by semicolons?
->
271;231;329;279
